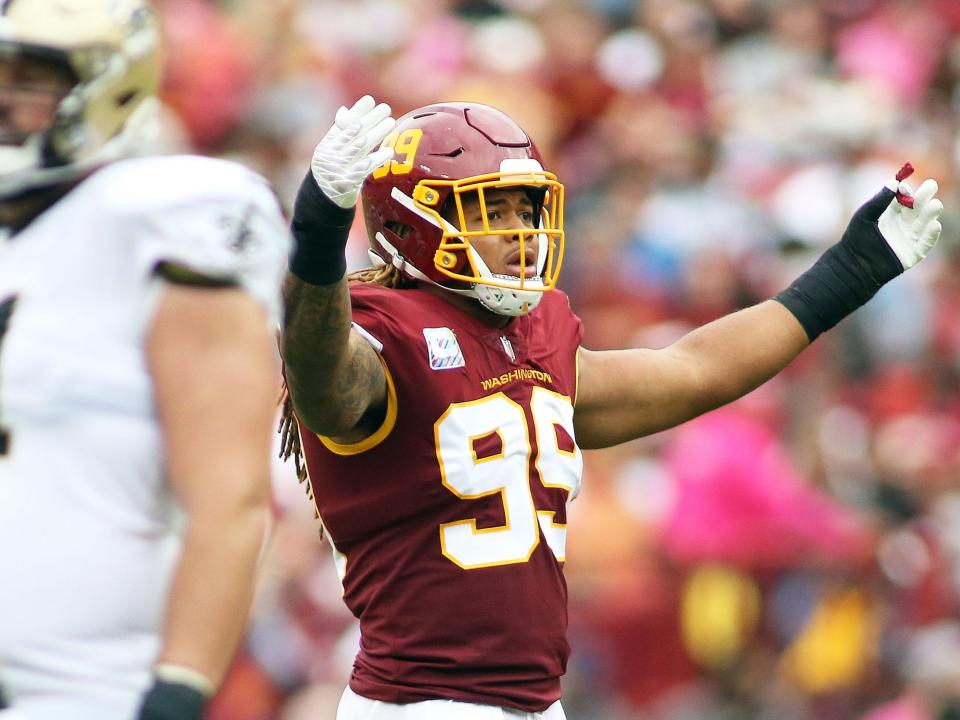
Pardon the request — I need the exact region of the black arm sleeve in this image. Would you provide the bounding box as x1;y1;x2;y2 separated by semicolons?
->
289;171;357;286
773;187;903;341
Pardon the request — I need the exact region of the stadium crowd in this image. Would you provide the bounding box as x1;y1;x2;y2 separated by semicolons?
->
147;0;960;717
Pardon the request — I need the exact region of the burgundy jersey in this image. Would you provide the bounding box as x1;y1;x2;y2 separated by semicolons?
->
300;283;584;712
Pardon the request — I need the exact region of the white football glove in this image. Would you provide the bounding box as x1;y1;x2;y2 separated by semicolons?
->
878;172;943;270
311;95;396;209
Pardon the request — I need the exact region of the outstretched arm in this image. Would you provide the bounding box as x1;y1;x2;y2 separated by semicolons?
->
280;96;395;440
574;166;943;449
575;300;807;447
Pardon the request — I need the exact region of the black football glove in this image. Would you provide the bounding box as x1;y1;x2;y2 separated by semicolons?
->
774;163;942;341
135;678;206;720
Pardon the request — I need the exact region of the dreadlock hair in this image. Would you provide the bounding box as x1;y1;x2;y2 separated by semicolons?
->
278;263;413;489
347;263;414;289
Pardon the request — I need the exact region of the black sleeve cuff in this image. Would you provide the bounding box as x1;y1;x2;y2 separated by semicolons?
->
136;679;205;720
774;241;887;342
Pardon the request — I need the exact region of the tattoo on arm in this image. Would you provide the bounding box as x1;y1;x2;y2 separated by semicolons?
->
280;274;386;435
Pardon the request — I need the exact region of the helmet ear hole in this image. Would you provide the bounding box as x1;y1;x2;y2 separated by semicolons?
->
385;221;414;239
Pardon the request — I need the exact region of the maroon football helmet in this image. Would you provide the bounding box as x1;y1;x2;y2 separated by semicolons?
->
360;102;565;316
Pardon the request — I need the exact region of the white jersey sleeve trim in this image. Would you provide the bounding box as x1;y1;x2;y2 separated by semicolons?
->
351;322;384;353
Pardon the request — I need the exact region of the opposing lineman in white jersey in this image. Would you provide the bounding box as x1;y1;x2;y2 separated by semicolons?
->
0;2;291;720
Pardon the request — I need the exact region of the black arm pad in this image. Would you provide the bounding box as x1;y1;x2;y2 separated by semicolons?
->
289;171;357;286
774;187;904;341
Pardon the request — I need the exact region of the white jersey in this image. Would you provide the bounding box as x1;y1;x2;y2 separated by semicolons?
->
0;156;290;720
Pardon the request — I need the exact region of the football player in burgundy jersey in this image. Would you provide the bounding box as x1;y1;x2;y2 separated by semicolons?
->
280;96;943;719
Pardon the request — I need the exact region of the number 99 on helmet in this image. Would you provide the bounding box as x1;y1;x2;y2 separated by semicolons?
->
0;0;160;197
360;102;566;317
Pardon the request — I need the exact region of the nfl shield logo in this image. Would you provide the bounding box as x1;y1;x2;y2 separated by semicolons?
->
500;336;516;362
423;327;465;370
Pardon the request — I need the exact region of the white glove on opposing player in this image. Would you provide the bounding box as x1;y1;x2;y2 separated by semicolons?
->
879;170;943;270
311;95;396;209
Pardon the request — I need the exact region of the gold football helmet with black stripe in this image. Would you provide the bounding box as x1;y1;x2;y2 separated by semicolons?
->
0;0;159;197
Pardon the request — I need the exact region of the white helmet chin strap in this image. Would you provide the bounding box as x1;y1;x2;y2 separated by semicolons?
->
464;243;545;316
0;134;83;198
0;137;41;175
0;146;90;198
473;279;545;316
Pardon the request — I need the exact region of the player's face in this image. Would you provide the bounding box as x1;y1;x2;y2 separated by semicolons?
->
455;188;540;279
0;53;74;146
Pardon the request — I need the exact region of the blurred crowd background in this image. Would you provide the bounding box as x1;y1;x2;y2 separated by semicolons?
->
146;0;960;717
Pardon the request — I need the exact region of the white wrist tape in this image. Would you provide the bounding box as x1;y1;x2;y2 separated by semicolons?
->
154;663;215;698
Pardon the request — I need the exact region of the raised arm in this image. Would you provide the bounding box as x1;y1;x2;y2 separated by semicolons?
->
575;166;943;449
280;96;395;441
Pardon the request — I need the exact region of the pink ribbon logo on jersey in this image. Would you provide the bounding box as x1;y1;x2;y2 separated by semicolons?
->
423;327;466;370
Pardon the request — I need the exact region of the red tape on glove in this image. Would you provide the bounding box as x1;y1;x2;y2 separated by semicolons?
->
895;162;914;208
